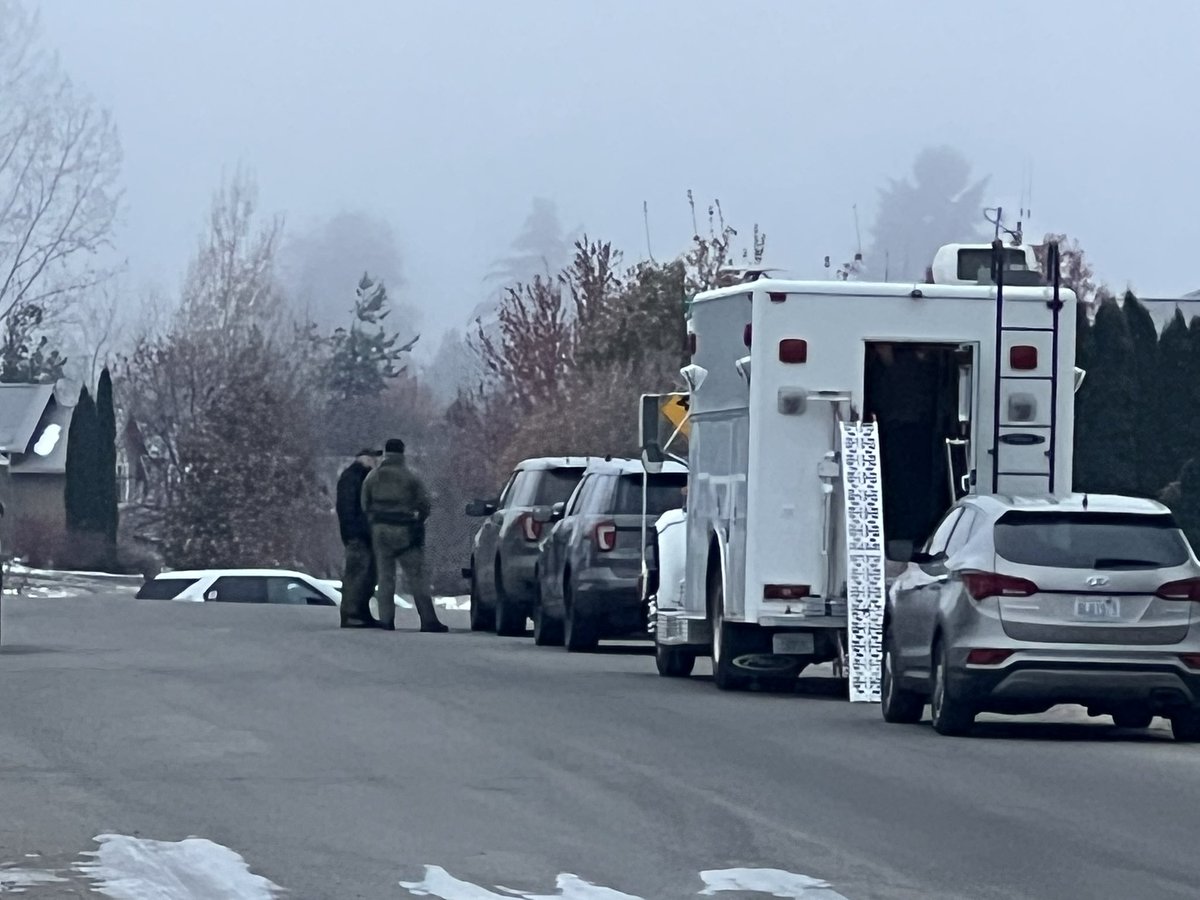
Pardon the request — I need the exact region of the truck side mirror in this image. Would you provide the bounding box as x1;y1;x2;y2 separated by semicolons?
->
465;499;497;517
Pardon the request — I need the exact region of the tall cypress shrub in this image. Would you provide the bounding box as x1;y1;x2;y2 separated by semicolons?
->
95;368;119;547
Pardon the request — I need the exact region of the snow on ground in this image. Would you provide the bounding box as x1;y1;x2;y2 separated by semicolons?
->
399;866;852;899
0;864;68;892
72;834;282;899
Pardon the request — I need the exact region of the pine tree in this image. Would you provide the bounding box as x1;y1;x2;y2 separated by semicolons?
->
1155;311;1193;495
1074;299;1137;494
64;387;102;534
1121;293;1160;495
95;368;120;547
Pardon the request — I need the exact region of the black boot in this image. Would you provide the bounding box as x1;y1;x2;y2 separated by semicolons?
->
420;621;449;633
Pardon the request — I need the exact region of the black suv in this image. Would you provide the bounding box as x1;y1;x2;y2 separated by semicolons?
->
464;458;587;635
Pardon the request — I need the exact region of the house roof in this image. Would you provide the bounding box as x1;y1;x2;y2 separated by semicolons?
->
0;384;56;454
10;398;73;475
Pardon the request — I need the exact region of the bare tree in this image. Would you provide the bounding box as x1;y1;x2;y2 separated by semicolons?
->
0;1;122;326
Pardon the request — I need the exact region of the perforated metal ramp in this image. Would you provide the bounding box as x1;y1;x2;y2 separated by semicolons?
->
839;420;885;702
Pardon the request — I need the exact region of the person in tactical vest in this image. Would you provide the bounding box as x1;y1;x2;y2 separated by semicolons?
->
360;438;447;632
335;449;382;629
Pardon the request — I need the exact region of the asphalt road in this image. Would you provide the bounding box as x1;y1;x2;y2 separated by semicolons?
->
1;590;1198;900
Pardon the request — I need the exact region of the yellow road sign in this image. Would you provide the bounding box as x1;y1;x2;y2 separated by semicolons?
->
661;394;690;438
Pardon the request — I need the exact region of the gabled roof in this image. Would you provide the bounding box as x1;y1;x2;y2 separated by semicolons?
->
0;384;56;454
10;399;73;475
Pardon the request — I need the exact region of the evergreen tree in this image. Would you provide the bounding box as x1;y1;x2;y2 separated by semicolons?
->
1074;299;1137;494
95;368;119;546
1121;293;1160;495
1156;310;1194;494
64;387;102;534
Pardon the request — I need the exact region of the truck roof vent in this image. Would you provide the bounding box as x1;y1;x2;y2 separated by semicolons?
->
929;243;1045;286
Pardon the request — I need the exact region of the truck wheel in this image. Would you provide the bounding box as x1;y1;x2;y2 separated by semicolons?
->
881;629;924;724
708;570;748;691
563;580;597;652
494;562;527;637
532;581;564;647
929;640;975;736
468;567;494;632
1170;711;1200;742
656;642;696;677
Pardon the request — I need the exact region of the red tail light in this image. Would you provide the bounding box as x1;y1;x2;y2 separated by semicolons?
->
764;584;811;600
966;648;1014;666
1156;578;1200;602
594;521;617;552
518;513;541;542
743;323;753;347
778;339;808;364
1180;653;1200;670
1009;345;1038;370
687;332;697;356
961;571;1038;601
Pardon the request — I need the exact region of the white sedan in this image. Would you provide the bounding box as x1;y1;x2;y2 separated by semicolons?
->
135;569;340;606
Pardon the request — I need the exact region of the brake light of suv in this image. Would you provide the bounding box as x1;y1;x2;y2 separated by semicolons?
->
518;513;542;542
1156;577;1200;602
961;571;1038;601
594;521;617;552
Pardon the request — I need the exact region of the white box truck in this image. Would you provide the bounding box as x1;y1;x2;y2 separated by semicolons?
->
641;241;1080;698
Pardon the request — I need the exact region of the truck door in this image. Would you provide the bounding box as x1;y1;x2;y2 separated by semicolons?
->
945;343;976;501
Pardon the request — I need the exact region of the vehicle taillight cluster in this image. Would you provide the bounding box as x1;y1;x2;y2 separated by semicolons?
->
594;522;617;552
518;513;541;542
1155;577;1200;602
961;571;1038;601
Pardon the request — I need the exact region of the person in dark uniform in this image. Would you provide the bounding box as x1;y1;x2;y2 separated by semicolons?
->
361;438;447;633
336;449;382;628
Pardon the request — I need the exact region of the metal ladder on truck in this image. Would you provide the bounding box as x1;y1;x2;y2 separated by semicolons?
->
989;238;1064;496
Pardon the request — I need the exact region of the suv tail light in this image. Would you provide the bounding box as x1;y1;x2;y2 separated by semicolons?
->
518;513;541;542
594;521;617;552
1156;578;1200;602
1180;653;1200;670
961;571;1038;601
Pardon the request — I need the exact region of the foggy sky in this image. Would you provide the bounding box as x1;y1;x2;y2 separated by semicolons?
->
34;0;1200;349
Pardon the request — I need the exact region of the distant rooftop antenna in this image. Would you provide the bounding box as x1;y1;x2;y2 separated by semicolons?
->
984;206;1023;246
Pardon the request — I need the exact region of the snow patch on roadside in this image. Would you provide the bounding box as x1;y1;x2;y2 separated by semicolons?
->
0;865;68;892
400;866;850;899
400;866;640;899
72;834;282;899
700;867;851;898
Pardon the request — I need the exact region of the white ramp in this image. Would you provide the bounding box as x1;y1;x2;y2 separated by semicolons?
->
839;421;885;702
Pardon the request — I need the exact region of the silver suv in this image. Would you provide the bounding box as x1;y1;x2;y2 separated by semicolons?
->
464;458;587;635
882;494;1200;741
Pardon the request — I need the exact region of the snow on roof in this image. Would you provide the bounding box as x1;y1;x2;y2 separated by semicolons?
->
967;493;1170;517
0;384;55;454
10;400;73;475
691;277;1076;306
583;456;688;476
151;568;316;580
515;456;594;471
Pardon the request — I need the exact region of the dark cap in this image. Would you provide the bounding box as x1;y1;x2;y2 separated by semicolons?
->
356;448;382;458
384;438;406;454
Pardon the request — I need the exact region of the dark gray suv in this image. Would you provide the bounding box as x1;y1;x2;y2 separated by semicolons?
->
533;458;688;651
464;458;587;635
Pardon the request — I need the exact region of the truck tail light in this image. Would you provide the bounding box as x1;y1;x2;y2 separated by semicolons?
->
1180;653;1200;670
518;513;541;542
594;521;617;552
778;339;808;364
1009;345;1038;370
764;584;811;600
1156;578;1200;602
961;571;1038;601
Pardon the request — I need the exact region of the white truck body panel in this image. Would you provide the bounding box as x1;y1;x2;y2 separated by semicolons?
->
682;278;1077;630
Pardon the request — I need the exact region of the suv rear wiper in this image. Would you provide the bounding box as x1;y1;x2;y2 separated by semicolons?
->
1093;557;1160;569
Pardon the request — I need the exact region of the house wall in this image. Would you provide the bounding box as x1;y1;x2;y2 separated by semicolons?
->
9;474;67;564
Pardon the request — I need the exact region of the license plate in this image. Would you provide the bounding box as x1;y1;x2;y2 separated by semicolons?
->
772;633;815;655
1074;596;1121;619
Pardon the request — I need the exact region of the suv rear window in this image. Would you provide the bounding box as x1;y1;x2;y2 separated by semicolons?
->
994;512;1190;570
136;578;198;600
615;473;688;516
533;468;584;505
